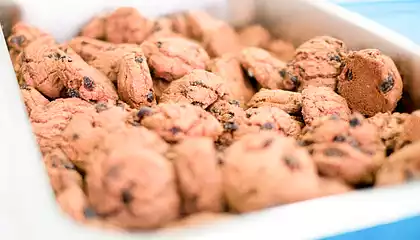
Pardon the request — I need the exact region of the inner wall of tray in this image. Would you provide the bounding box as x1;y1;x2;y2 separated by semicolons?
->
254;0;420;113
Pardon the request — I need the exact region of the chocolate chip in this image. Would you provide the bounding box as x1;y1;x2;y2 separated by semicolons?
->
333;135;346;142
137;107;153;119
156;41;163;48
346;69;353;80
95;103;108;113
379;75;394;93
83;207;97;218
261;122;274;130
191;101;204;107
297;139;314;146
146;91;154;103
72;133;79;140
10;35;25;46
283;156;299;170
330;55;341;62
223;122;238;131
246;113;252;118
290;76;298;85
135;56;144;63
121;190;133;204
228;99;240;106
170;126;181;135
323;148;345;157
279;69;286;78
83;76;95;90
349;117;361;127
67;89;80;98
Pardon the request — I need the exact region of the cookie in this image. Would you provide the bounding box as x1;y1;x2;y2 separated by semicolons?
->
222;132;319;212
104;7;154;44
208;99;248;146
238;24;271;48
367;112;409;154
168;137;223;214
301;86;351;125
117;50;156;108
86;146;179;229
67;37;116;63
376;141;420;186
337;49;403;117
282;36;347;91
141;37;210;81
20;85;50;116
239;47;287;90
237;106;301;138
247;88;302;114
265;39;295;61
30;98;96;155
79;16;106;40
139;103;223;142
207;54;256;106
159;70;227;109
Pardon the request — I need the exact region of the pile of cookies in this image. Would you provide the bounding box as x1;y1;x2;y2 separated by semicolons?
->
7;7;420;232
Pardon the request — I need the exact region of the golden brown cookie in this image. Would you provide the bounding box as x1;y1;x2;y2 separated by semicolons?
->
159;70;227;109
337;49;403;117
222;132;319;212
168;137;224;215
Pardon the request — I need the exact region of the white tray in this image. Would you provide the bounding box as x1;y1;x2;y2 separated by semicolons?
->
1;0;420;239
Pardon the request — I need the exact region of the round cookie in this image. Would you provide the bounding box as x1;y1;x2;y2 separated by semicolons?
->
86;146;180;229
139;103;223;142
141;37;210;81
337;49;403;117
281;36;347;91
301;86;351;125
222;132;320;212
238;47;288;90
168;137;224;215
104;7;154;44
376;141;420;186
159;70;227;109
236;106;301;138
238;24;271;48
247;88;302;114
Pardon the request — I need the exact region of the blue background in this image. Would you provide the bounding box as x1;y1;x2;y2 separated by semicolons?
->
332;0;420;44
323;1;420;239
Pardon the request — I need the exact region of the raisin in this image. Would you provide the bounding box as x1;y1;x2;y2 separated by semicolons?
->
146;91;154;103
279;69;286;78
228;99;240;106
67;89;80;98
83;76;95;90
333;135;346;142
95;103;108;113
10;35;25;46
283;156;299;170
379;75;394;93
323;148;345;157
349;117;361;127
83;207;97;218
223;122;238;131
135;56;143;63
137;107;153;119
346;69;353;80
260;122;274;130
121;190;133;204
170;126;181;135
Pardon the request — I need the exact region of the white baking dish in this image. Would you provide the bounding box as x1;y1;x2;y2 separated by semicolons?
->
1;0;420;239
